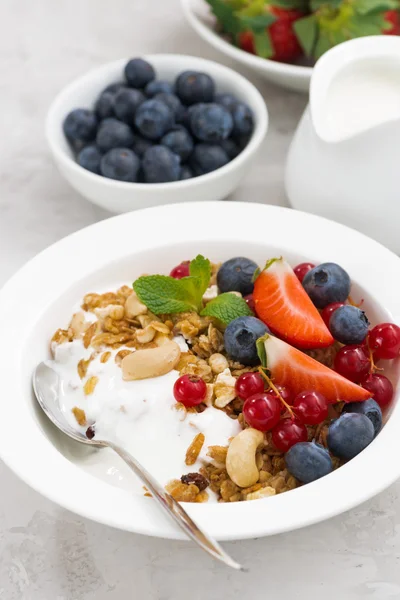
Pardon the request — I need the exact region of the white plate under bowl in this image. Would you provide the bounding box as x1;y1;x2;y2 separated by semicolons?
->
0;202;399;540
181;0;312;93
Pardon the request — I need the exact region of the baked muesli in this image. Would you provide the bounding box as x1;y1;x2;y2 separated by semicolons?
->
48;255;398;502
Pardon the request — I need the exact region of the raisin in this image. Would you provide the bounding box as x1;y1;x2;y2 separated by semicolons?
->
181;472;209;491
86;425;96;439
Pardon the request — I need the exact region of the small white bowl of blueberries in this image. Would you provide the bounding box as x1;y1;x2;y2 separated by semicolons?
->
46;54;268;213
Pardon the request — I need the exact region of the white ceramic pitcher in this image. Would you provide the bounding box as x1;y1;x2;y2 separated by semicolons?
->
285;36;400;254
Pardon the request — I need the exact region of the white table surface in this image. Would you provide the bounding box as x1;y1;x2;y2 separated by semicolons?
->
2;1;400;598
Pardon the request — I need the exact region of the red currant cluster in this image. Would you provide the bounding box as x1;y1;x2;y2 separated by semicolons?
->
236;372;329;451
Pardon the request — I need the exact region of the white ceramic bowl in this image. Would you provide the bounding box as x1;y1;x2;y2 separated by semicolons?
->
181;0;312;93
46;55;268;214
1;202;399;541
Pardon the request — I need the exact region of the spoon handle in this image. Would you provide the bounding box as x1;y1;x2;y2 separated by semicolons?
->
106;441;243;570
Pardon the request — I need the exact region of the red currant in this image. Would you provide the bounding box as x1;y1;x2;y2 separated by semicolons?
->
294;262;315;283
173;375;207;407
235;372;264;400
244;294;256;313
321;302;345;327
368;323;400;360
274;385;293;405
293;390;329;425
243;392;281;431
361;373;394;408
334;345;371;382
170;261;190;279
272;418;308;452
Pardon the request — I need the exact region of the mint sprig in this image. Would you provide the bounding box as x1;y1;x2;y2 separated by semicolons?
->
133;255;255;324
201;293;253;325
133;255;211;315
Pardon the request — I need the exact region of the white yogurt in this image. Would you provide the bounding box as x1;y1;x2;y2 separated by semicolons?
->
48;336;240;492
324;58;400;141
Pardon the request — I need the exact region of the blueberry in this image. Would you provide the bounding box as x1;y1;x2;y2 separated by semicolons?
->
63;108;97;152
96;118;134;152
215;93;238;112
302;263;351;308
146;80;174;97
154;92;184;121
329;305;369;345
142;145;181;183
131;134;153;157
224;316;269;366
235;134;252;151
104;82;126;94
180;165;193;180
134;100;174;140
124;58;155;88
77;145;102;174
176;71;215;105
232;103;254;137
100;148;140;182
190;103;233;142
217;257;258;295
285;442;333;483
113;88;145;123
94;91;115;120
220;138;240;160
342;399;382;437
161;128;194;161
190;144;229;175
328;413;374;459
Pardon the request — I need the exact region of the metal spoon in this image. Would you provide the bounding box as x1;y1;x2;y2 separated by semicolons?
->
33;362;243;570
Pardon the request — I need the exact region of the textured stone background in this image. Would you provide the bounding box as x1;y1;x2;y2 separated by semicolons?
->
1;1;400;598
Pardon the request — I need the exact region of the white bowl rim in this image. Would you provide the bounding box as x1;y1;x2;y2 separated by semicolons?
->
181;0;312;79
0;201;400;540
46;54;268;191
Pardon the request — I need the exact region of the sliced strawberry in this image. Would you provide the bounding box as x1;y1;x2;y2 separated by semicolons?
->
260;334;372;403
253;258;334;349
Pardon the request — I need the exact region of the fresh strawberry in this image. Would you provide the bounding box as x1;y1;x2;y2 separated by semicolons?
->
253;258;334;349
258;334;372;403
238;6;305;62
206;0;306;63
294;0;400;60
384;9;400;34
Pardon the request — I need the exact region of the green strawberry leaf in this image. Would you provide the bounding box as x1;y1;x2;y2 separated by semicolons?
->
189;255;211;297
355;0;398;15
201;292;253;325
239;14;277;32
253;30;274;57
205;0;242;35
294;14;318;55
133;275;201;314
256;333;270;368
311;0;342;10
314;30;335;59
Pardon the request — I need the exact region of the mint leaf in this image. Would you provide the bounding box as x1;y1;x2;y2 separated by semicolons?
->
201;292;253;325
133;275;200;314
189;255;211;296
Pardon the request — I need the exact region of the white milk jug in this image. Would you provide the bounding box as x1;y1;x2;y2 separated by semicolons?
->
285;36;400;254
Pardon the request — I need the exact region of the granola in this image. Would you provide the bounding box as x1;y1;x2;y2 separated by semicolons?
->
47;253;394;507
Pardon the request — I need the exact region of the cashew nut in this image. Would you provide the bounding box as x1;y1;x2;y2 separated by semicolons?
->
136;325;156;344
121;340;181;380
226;428;264;488
125;291;148;319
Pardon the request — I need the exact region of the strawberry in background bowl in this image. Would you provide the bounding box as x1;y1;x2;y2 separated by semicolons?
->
181;0;400;92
